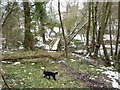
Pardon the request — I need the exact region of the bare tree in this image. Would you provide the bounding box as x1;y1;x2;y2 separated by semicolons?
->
58;0;68;58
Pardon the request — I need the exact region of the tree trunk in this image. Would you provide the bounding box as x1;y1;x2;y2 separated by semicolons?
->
23;1;34;50
115;1;120;56
117;49;120;72
101;40;111;66
90;2;98;56
94;2;112;58
58;0;68;59
86;2;91;54
41;23;46;44
116;1;120;72
109;16;113;56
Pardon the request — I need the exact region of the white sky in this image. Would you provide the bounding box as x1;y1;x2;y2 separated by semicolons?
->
50;0;85;12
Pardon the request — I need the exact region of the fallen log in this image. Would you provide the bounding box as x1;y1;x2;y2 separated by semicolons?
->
1;54;59;61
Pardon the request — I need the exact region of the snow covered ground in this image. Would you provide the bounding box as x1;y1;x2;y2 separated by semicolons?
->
71;52;120;89
74;34;86;42
101;66;120;89
103;34;116;41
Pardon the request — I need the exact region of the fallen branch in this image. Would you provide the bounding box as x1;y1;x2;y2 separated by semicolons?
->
1;54;60;61
0;69;11;90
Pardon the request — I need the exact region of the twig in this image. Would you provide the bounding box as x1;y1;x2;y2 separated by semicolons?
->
0;69;11;90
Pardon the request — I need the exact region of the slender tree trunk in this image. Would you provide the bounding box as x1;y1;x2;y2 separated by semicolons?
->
115;1;120;56
23;1;34;50
90;2;98;56
116;1;120;72
41;23;46;44
117;49;120;72
94;2;111;58
58;0;68;59
49;27;53;37
86;2;91;54
101;40;111;66
100;2;112;65
109;16;113;56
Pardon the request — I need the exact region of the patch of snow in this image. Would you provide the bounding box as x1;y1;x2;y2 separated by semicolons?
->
99;44;116;56
0;38;5;41
58;60;65;63
71;44;76;48
48;51;56;52
75;50;83;53
2;51;13;54
31;63;35;65
1;61;12;64
51;38;60;51
50;61;56;63
89;65;94;67
19;46;23;49
74;34;86;42
85;53;89;58
70;59;76;62
109;56;113;60
44;44;50;50
100;66;119;89
28;72;32;75
72;53;80;57
75;50;87;53
53;27;60;33
89;77;95;80
105;45;116;49
72;53;98;65
13;62;21;65
83;56;94;63
98;50;104;55
1;61;7;63
36;43;50;50
96;69;103;72
24;70;26;72
103;34;116;41
41;67;45;70
20;82;24;85
50;60;66;64
111;62;114;65
35;36;50;50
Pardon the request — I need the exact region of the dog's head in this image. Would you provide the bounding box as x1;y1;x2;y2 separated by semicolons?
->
55;72;58;74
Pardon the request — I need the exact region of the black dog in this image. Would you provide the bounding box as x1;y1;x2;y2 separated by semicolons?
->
43;70;58;81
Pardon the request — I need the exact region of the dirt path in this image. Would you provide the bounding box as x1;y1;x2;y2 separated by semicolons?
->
59;63;108;89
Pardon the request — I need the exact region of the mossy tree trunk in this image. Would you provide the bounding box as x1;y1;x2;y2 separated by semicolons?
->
34;2;47;44
23;1;34;50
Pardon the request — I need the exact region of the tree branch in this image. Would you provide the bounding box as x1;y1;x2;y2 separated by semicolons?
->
0;69;11;90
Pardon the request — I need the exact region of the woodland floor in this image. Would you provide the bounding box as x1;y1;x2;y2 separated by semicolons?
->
1;50;117;88
59;63;108;89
